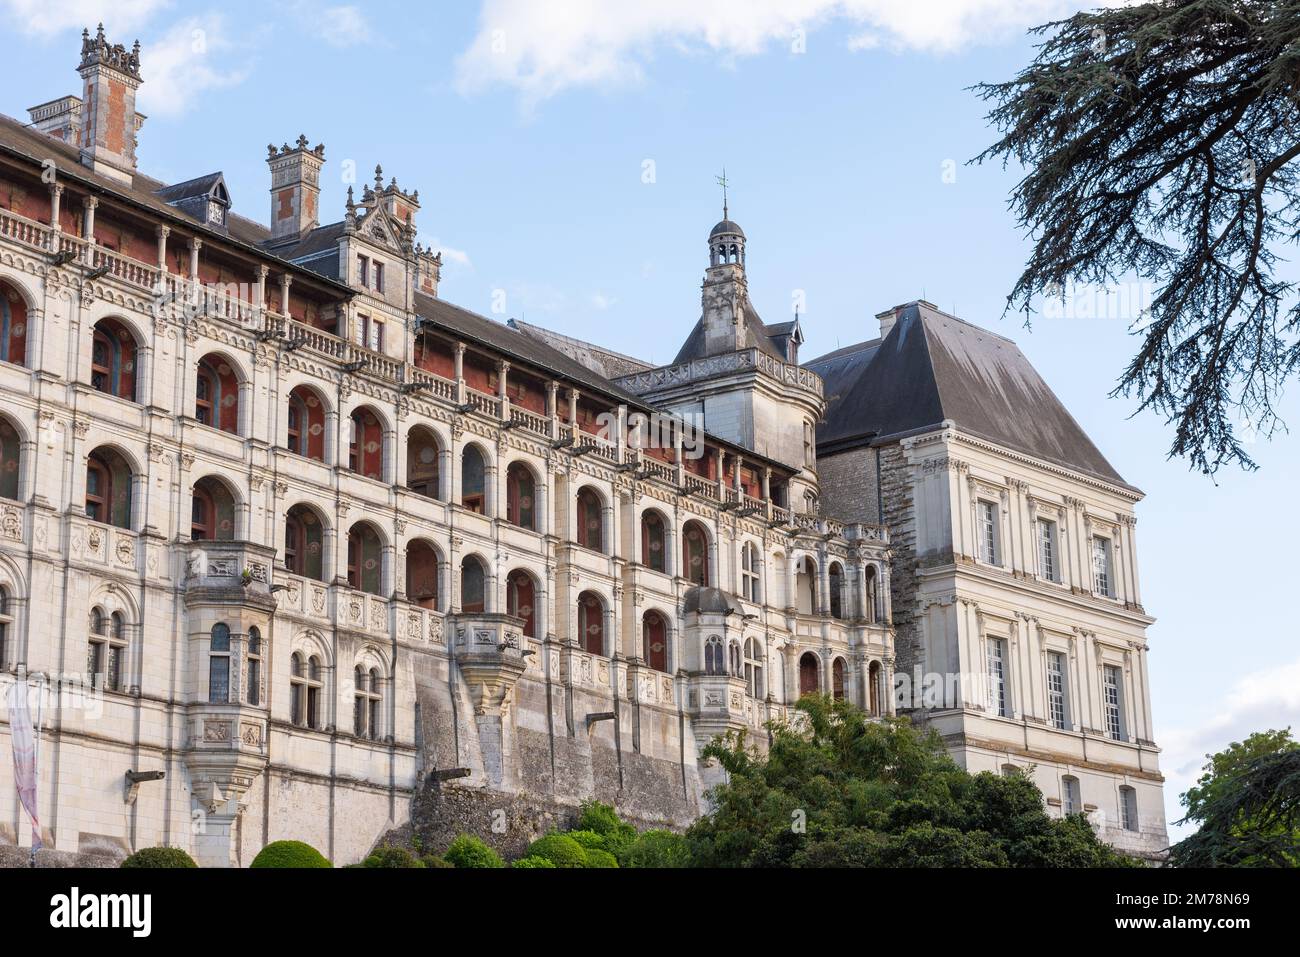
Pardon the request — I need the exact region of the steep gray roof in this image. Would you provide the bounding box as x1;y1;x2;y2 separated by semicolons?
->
509;319;654;379
682;586;742;615
672;295;786;365
806;302;1135;490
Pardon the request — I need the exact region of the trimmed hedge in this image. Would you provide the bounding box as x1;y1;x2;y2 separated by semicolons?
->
584;848;619;868
422;855;454;868
621;830;690;868
565;830;607;851
512;855;556;868
444;834;504;869
361;845;424;868
250;840;332;869
577;801;636;858
524;833;588;868
120;846;197;869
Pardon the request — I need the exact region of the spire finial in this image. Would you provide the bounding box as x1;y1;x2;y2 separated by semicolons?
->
716;168;730;220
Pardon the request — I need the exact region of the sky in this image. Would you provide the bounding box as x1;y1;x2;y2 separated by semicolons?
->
1;0;1296;840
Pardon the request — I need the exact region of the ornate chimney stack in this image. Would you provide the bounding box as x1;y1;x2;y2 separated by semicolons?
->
266;136;326;243
76;24;146;185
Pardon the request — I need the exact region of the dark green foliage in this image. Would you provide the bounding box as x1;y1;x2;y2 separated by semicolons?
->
444;834;505;869
686;695;1138;868
120;846;197;869
1172;729;1300;867
250;840;332;869
577;800;636;858
583;848;619;868
620;830;691;869
360;845;424;868
524;833;588;868
421;855;454;868
974;1;1300;473
512;856;556;868
565;830;607;851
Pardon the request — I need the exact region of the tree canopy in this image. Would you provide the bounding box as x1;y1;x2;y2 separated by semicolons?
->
975;0;1300;473
685;695;1139;868
1171;727;1300;866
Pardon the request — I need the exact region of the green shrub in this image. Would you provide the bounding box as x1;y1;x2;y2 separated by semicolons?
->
120;846;197;869
361;845;424;868
422;854;454;868
621;830;691;868
565;830;607;851
512;855;556;868
584;848;619;868
250;840;331;869
444;834;505;869
524;833;588;868
577;801;636;857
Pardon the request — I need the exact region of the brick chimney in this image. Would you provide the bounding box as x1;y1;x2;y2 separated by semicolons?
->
76;24;146;185
267;136;325;243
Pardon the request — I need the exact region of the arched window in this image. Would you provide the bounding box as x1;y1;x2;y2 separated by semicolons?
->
575;487;603;552
577;591;604;655
406;540;440;610
796;556;817;615
461;555;486;613
196;355;240;434
287;385;326;461
290;653;324;729
191;476;236;541
1120;786;1138;832
407;426;441;500
704;636;725;676
1062;776;1082;817
506;462;537;530
461;445;486;514
682;521;710;586
88;606;127;692
0;280;29;367
0;585;12;669
354;665;382;740
90;318;137;401
829;562;844;619
743;638;763;698
832;657;846;701
640;510;666;572
642;611;667;672
865;565;879;624
284;505;325;581
868;660;882;716
86;447;132;529
208;623;231;703
347;522;383;595
349;407;385;481
741;542;760;602
0;416;21;500
506;569;536;638
799;652;820;698
247;627;262;707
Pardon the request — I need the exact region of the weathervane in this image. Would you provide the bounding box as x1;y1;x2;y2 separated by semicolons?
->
716;168;731;219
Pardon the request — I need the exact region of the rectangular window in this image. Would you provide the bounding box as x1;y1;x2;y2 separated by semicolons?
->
1104;665;1124;741
1120;787;1138;831
978;500;998;564
1047;652;1068;730
1063;777;1081;816
374;262;384;293
987;638;1008;718
1092;536;1112;596
1037;518;1058;581
357;255;369;287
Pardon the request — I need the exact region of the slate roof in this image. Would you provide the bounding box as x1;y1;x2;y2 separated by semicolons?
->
709;219;745;239
805;301;1136;491
0;113;348;294
671;295;786;365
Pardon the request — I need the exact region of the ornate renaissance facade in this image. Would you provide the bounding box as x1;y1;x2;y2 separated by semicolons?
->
0;29;1164;867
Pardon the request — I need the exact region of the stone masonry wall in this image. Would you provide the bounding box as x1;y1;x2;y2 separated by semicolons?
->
817;447;880;524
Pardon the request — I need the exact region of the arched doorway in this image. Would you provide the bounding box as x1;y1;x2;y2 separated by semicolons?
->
799;652;820;697
642;610;668;672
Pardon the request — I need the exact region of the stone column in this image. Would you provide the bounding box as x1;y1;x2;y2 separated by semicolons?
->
156;224;170;270
48;183;64;232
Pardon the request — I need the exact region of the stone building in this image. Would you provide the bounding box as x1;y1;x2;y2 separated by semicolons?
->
0;28;1164;866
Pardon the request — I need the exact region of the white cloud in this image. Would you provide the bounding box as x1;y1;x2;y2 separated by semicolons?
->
1159;657;1300;838
0;0;170;37
590;292;616;311
430;241;472;270
310;5;374;48
136;15;250;118
455;0;1073;103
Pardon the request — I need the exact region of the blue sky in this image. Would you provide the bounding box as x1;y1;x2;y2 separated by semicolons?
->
2;0;1296;837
